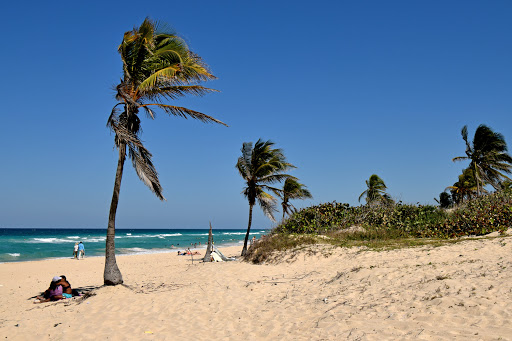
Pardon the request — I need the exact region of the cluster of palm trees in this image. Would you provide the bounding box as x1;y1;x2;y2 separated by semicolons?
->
236;139;312;256
103;18;314;282
103;19;511;285
438;125;512;207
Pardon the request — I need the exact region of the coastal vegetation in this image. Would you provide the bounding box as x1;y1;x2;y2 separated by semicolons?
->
245;124;512;264
246;189;512;263
105;18;226;285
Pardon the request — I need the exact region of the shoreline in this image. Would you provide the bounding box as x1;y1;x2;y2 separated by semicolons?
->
0;242;244;265
0;227;263;264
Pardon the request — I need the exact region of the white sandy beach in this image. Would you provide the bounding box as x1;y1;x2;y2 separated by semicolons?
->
1;234;512;340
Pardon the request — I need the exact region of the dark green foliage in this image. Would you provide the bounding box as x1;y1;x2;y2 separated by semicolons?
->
275;191;512;240
453;125;512;194
418;191;512;238
275;202;353;234
448;167;478;204
436;191;453;208
276;201;447;235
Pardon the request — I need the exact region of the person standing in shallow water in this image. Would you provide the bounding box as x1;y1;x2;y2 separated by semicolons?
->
77;242;85;260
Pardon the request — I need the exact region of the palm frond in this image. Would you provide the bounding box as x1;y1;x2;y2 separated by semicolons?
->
107;106;164;200
140;86;219;102
256;190;277;222
141;104;227;126
452;156;469;162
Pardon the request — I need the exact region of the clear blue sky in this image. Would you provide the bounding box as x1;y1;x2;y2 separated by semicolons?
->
1;1;511;229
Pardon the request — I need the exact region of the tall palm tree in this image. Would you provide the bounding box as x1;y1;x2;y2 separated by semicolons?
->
236;139;294;256
358;174;391;204
453;125;512;195
105;18;226;285
281;178;312;220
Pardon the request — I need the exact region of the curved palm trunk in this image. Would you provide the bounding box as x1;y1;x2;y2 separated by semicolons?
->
104;144;125;285
241;204;254;256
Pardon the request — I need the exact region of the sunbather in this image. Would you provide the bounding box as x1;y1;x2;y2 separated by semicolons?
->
35;276;64;303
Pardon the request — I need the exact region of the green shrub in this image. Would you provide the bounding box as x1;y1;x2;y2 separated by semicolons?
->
417;191;512;238
275;191;512;239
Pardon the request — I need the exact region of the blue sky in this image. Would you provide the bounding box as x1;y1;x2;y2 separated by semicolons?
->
1;1;511;229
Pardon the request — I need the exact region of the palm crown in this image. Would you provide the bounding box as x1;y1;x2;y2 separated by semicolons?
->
236;139;294;255
446;167;479;204
108;18;226;200
281;178;312;219
236;139;295;220
358;174;391;204
453;125;512;195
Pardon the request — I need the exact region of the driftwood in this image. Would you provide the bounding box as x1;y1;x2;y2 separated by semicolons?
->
203;222;214;262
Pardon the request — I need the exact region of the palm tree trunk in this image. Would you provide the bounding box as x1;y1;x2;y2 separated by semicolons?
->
104;144;125;285
241;204;254;256
475;164;482;196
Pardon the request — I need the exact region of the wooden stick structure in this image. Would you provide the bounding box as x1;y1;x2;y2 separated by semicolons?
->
202;222;214;262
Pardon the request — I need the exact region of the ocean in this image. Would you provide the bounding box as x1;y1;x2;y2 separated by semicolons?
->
0;228;268;263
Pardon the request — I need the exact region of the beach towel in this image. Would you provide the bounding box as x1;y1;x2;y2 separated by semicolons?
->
211;251;223;262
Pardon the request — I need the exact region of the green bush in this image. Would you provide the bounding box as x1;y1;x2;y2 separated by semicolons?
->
417;191;512;238
275;191;512;239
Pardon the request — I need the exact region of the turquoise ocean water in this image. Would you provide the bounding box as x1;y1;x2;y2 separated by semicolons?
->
0;228;267;263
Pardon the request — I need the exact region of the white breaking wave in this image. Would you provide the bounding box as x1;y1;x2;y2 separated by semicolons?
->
118;247;173;256
30;238;72;243
122;247;147;253
7;253;20;257
82;237;106;243
67;236;80;239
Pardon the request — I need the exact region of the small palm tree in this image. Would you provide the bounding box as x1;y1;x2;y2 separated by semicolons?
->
236;139;294;256
434;191;453;208
453;125;512;195
358;174;391;204
105;18;226;285
447;167;479;204
281;178;312;220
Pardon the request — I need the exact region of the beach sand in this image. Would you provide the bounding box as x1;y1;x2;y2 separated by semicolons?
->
1;233;512;340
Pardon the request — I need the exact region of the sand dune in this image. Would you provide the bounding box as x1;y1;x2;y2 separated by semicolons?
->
1;234;512;340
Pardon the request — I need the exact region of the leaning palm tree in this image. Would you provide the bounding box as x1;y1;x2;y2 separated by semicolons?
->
105;18;226;285
236;139;294;256
281;178;312;220
358;174;391;204
453;125;512;195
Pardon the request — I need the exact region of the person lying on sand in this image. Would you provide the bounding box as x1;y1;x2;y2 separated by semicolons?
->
177;250;200;256
34;276;64;303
